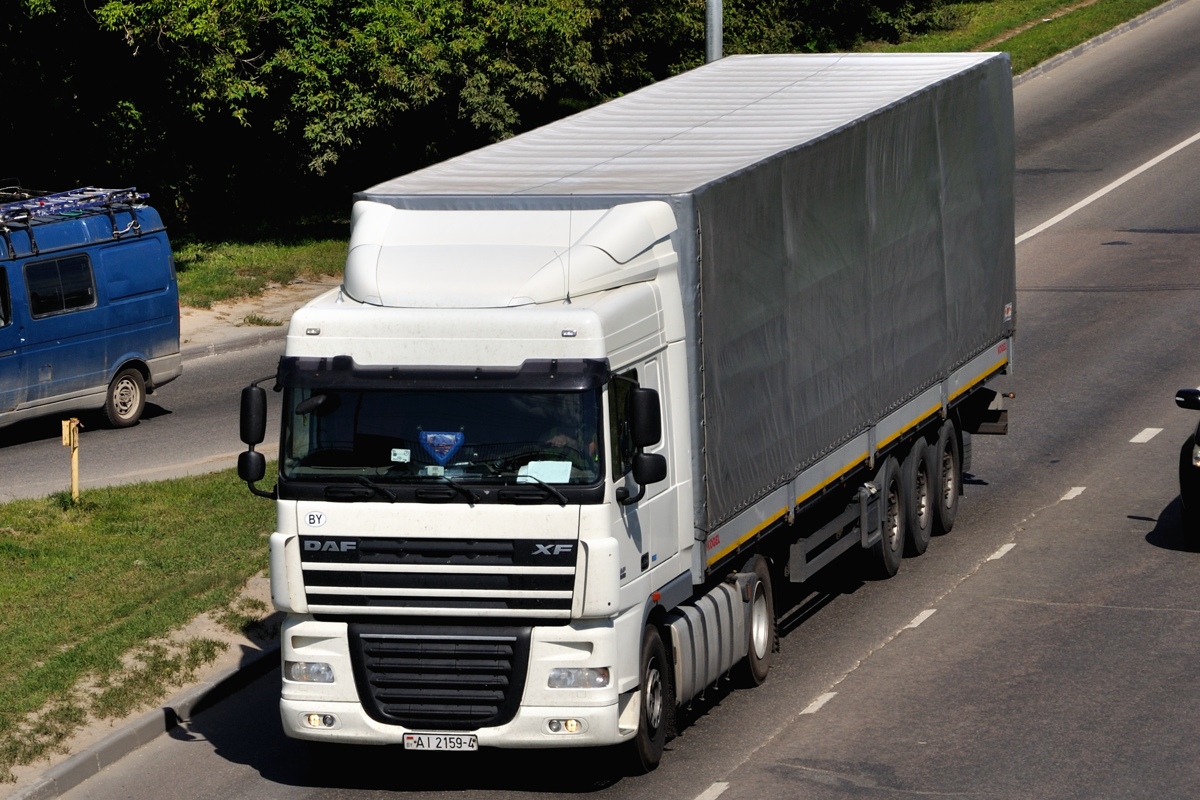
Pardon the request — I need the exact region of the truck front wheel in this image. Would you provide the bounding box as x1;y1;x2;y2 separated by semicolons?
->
625;624;671;773
734;555;775;687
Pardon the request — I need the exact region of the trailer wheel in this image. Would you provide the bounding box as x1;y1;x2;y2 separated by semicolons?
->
933;420;961;535
625;624;671;773
902;441;934;557
734;555;775;687
104;368;145;428
867;456;905;579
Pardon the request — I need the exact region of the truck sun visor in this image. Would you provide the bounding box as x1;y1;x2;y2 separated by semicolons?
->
277;355;611;391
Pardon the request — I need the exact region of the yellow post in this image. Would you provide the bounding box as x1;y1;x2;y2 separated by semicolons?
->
60;417;82;502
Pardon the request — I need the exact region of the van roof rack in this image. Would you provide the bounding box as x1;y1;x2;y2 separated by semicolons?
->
0;187;147;226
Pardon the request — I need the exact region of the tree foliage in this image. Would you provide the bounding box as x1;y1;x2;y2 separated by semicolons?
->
4;0;947;235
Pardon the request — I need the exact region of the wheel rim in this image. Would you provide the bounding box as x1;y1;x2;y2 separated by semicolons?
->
643;658;663;733
885;479;902;551
940;448;957;510
915;461;932;531
113;377;140;419
749;582;769;659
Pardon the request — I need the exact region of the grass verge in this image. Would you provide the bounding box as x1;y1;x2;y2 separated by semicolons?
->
0;470;273;781
867;0;1174;74
174;237;346;309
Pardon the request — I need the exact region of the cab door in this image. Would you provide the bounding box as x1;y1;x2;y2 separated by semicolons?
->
609;357;679;586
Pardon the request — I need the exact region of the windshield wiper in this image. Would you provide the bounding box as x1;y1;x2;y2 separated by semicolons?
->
355;475;397;503
440;475;479;507
515;474;568;507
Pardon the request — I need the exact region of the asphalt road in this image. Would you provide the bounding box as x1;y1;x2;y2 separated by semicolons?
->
0;345;283;502
42;2;1200;797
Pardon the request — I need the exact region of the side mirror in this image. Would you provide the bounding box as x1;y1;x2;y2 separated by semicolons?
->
632;452;667;485
238;449;266;484
240;385;267;445
617;453;667;506
1177;388;1200;411
629;387;662;448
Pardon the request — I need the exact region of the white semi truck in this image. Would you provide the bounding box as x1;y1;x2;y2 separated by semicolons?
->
238;52;1015;771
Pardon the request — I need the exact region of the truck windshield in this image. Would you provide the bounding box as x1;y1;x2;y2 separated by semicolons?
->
280;387;603;486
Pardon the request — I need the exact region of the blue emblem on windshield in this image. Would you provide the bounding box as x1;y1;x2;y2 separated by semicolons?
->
420;431;464;466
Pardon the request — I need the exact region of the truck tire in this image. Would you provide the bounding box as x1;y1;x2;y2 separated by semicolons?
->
734;555;775;687
902;440;935;557
625;624;671;773
933;420;961;535
866;456;905;579
104;367;146;428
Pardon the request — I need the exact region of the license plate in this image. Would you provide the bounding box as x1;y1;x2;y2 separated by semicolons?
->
403;733;478;751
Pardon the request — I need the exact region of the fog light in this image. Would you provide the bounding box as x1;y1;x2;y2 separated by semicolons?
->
304;713;337;728
546;718;586;734
286;661;334;683
547;667;610;689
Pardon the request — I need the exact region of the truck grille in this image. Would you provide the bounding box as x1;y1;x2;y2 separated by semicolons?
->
299;536;576;618
348;624;530;730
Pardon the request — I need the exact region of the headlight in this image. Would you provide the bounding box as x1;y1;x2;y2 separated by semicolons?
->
1192;441;1200;468
285;660;334;683
547;666;610;689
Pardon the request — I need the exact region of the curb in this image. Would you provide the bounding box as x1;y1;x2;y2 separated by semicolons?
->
180;325;288;362
9;643;280;800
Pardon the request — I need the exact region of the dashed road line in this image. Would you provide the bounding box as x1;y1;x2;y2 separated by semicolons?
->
904;609;937;629
1130;427;1162;443
694;782;730;800
988;543;1017;561
1061;486;1086;500
800;692;837;715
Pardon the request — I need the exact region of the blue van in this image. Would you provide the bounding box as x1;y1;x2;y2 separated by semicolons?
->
0;187;181;428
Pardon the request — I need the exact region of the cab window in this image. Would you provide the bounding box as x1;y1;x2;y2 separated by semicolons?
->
609;369;638;481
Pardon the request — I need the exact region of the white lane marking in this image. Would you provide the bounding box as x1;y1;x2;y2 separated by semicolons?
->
694;783;730;800
800;692;837;715
905;609;937;629
1061;487;1086;500
988;543;1017;561
1016;129;1200;244
1130;427;1163;443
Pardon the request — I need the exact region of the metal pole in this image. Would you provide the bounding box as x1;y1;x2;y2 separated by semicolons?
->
706;0;723;62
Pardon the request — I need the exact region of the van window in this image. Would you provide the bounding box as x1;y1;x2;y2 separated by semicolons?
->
0;267;10;328
26;255;96;318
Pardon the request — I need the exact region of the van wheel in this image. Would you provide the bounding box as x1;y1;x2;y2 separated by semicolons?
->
105;368;145;428
624;625;671;774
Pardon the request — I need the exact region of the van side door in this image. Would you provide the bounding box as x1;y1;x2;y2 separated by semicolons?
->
23;254;100;403
0;265;24;413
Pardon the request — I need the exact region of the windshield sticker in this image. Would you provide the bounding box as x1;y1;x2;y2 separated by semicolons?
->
420;431;464;466
391;448;411;464
519;461;572;484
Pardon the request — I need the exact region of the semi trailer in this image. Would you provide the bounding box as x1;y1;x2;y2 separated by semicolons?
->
238;52;1016;772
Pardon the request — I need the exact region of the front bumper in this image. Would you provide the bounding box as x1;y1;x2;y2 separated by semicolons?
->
278;615;634;749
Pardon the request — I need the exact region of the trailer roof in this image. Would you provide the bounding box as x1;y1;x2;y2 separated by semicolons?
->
361;52;1005;198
